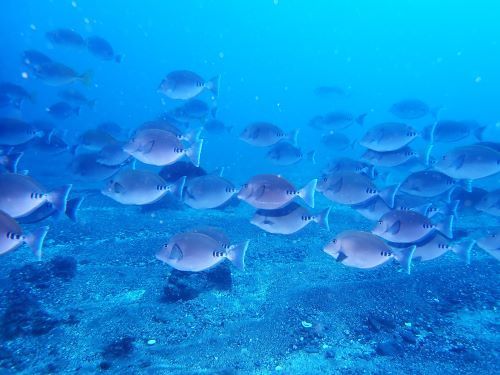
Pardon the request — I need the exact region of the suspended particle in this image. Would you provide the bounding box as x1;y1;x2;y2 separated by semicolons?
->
29;24;36;31
21;72;29;79
474;76;482;83
218;51;224;59
71;1;77;8
255;95;260;101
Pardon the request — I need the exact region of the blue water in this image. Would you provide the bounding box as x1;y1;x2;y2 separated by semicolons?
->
0;1;499;374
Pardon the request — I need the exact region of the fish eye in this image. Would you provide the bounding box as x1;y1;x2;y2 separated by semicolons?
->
331;239;337;244
323;177;328;182
442;155;446;160
243;183;248;188
377;220;383;224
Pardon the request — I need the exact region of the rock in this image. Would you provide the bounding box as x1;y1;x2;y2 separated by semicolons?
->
376;340;401;356
400;329;417;344
99;361;112;370
324;349;336;359
102;336;135;360
49;256;77;280
367;314;396;333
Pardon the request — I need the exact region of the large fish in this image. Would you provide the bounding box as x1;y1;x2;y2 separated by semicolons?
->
476;229;500;261
475;189;500;217
0;210;49;260
183;174;237;209
321;132;353;151
46;28;85;48
309;111;366;131
70;153;122;181
0;82;34;109
434;144;500;180
323;158;375;179
0;118;44;146
33;61;92;86
58;89;95;108
156;228;248;272
46;101;80;119
361;146;420;167
0;151;23;173
423;120;485;143
124;129;203;167
17;197;83;224
372;210;453;243
240;122;298;147
22;49;52;71
250;202;330;235
102;169;185;205
158;70;219;100
168;99;214;121
86;36;122;63
238;174;317;209
316;172;399;207
360;122;418;152
323;231;415;274
135;120;199;143
266;142;314;166
390;99;436;119
0;174;71;218
410;234;473;264
400;170;468;198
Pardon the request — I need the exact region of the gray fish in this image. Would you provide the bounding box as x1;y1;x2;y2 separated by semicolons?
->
238;174;317;209
17;197;83;224
400;170;469;198
372;210;453;243
317;172;399;207
0;118;44;146
46;28;85;48
412;234;473;264
96;143;131;166
22;49;52;71
86;36;122;62
321;132;353;151
123;129;203;167
360;122;418;152
58;89;95;108
0;152;23;173
476;229;500;261
323;158;375;179
75;129;118;152
203;119;232;134
97;122;123;139
184;174;237;209
169;99;215;121
423;120;485;143
266;142;314;166
158;70;219;100
70;153;121;181
390;99;436;119
434;145;500;180
251;202;330;235
362;146;419;167
309;111;366;131
46;101;79;119
240;122;298;147
0;174;71;218
156;228;248;272
136;120;199;143
0;210;49;260
102;169;185;205
475;189;500;217
33;61;92;86
323;231;415;274
0;82;34;109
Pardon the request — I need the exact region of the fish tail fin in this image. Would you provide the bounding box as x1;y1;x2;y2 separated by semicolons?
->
2;151;23;173
115;54;123;63
169;176;186;200
66;197;84;222
298;179;317;208
393;245;416;275
379;183;400;208
79;70;93;86
364;165;376;179
460;179;472;193
411;203;433;217
473;126;486;141
356;113;367;126
306;150;316;164
315;206;331;231
25;226;49;261
288;128;299;146
451;239;474;265
436;215;454;239
226;240;249;271
206;75;220;97
424;144;434;166
184;128;202;143
186;139;204;167
47;184;72;217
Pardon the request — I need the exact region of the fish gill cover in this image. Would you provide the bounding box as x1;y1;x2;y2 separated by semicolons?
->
0;0;499;374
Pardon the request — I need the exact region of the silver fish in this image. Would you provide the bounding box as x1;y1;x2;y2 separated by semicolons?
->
360;122;418;152
266;142;314;166
423;120;485;143
411;234;473;264
0;118;43;146
361;146;419;167
390;99;436;119
321;132;353;151
46;28;85;48
33;61;92;86
70;153;122;181
87;36;122;63
309;111;366;131
184;175;237;209
158;70;219;100
46;101;79;120
240;122;298;147
400;170;467;198
475;189;500;217
323;158;375;179
0;82;34;109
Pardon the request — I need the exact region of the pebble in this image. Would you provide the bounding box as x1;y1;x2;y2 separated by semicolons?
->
147;339;156;345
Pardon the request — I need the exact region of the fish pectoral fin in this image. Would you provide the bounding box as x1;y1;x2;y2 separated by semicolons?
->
169;244;183;261
387;220;401;235
263;218;274;225
329;178;343;193
336;251;348;263
255;185;266;199
451;154;465;170
113;182;125;194
139;140;155;154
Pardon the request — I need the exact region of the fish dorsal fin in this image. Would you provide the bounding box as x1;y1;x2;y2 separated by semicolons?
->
139;140;155;154
451;154;465;170
169;244;183;260
336;251;348;263
387;220;401;235
329;177;343;193
113;182;125;194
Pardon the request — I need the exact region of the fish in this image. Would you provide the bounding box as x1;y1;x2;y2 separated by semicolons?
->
135;120;199;143
238;174;317;209
203;119;232;134
434;144;500;180
17;197;83;224
97;122;123;139
46;28;85;48
423;120;486;143
317;172;399;207
309;111;366;131
70;153;122;181
314;86;347;97
33;61;92;86
323;231;415;274
0;118;44;146
323;158;375;179
0;210;49;260
75;129;118;152
250;202;330;235
476;229;500;261
158;70;219;100
102;169;185;205
475;189;500;217
320;132;353;151
183;174;237;209
168;99;215;121
390;99;436;119
372;210;453;243
361;146;420;167
58;89;96;108
359;122;419;152
0;82;34;109
86;36;122;62
96;143;131;166
240;122;298;147
0;151;23;173
0;173;71;218
410;234;473;264
156;228;249;272
123;129;203;167
46;101;80;119
266;142;315;166
159;161;206;183
22;49;52;71
399;170;468;198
